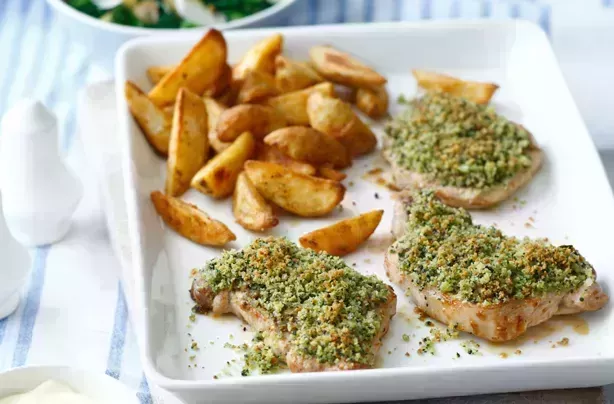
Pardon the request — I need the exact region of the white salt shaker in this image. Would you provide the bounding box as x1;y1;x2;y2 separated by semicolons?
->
0;194;30;319
0;99;83;246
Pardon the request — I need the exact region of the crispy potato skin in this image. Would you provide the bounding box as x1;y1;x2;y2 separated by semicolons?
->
165;88;209;196
216;104;286;142
233;33;283;80
147;65;173;85
203;63;232;98
233;172;279;231
255;143;317;176
237;69;279;104
307;92;376;156
244;160;345;217
275;55;323;93
355;86;389;119
150;191;236;246
309;45;386;90
299;210;383;256
203;97;232;154
125;81;171;156
412;70;499;104
191;131;256;198
265;82;336;126
264;126;350;168
149;29;227;106
317;165;347;182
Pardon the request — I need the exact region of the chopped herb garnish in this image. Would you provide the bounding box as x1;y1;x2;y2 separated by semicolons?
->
196;237;392;371
391;191;594;305
460;340;481;356
385;92;534;189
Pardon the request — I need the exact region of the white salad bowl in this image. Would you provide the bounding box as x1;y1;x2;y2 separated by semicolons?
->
0;366;139;403
46;0;298;71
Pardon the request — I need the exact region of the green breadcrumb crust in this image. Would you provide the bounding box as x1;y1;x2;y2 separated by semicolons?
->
390;191;594;305
385;92;533;189
198;237;392;372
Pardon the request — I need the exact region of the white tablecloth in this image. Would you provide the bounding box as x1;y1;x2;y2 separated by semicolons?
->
1;0;613;402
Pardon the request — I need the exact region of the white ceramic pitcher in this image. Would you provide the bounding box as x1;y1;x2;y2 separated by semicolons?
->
0;99;83;247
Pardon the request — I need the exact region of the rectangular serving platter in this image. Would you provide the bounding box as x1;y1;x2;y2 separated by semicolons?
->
116;21;614;403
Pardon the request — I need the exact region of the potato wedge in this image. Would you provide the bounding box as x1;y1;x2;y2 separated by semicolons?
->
216;104;286;142
125;81;171;156
299;210;383;256
203;63;232;98
165;88;209;197
412;70;499;104
233;33;283;80
266;82;335;126
149;29;227;106
355;86;389;119
244;160;345;217
233;172;279;232
150;191;236;246
307;92;376;156
255;143;317;176
264;126;350;168
154;64;232;99
191;131;255;198
215;79;240;107
317;165;347;182
147;65;173;85
237;69;278;104
309;45;386;90
274;55;323;93
203;97;232;153
162;105;175;117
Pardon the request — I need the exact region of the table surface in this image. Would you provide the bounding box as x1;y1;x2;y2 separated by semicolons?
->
1;0;614;403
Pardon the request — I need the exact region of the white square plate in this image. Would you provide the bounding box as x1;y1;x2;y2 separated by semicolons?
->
116;21;614;404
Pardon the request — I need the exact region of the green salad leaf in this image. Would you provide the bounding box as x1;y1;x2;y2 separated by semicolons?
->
65;0;274;28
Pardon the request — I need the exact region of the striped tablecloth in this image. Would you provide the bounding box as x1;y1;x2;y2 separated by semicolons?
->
0;1;613;403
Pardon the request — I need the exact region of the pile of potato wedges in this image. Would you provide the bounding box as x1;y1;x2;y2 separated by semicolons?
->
125;29;389;254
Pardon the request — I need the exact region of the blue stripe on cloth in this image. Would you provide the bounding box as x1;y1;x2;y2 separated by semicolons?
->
0;318;8;346
0;0;30;118
307;0;317;25
106;283;129;380
510;2;521;18
421;0;432;19
7;0;47;107
394;0;402;20
11;246;51;367
137;374;153;404
61;71;89;153
338;0;346;22
364;0;374;22
538;4;551;35
450;0;460;18
482;0;492;17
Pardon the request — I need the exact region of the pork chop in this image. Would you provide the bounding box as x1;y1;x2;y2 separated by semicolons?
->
191;237;396;373
385;190;608;342
383;92;543;209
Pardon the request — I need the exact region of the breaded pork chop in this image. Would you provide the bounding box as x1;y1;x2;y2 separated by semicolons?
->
383;92;543;209
385;191;607;342
191;237;396;373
